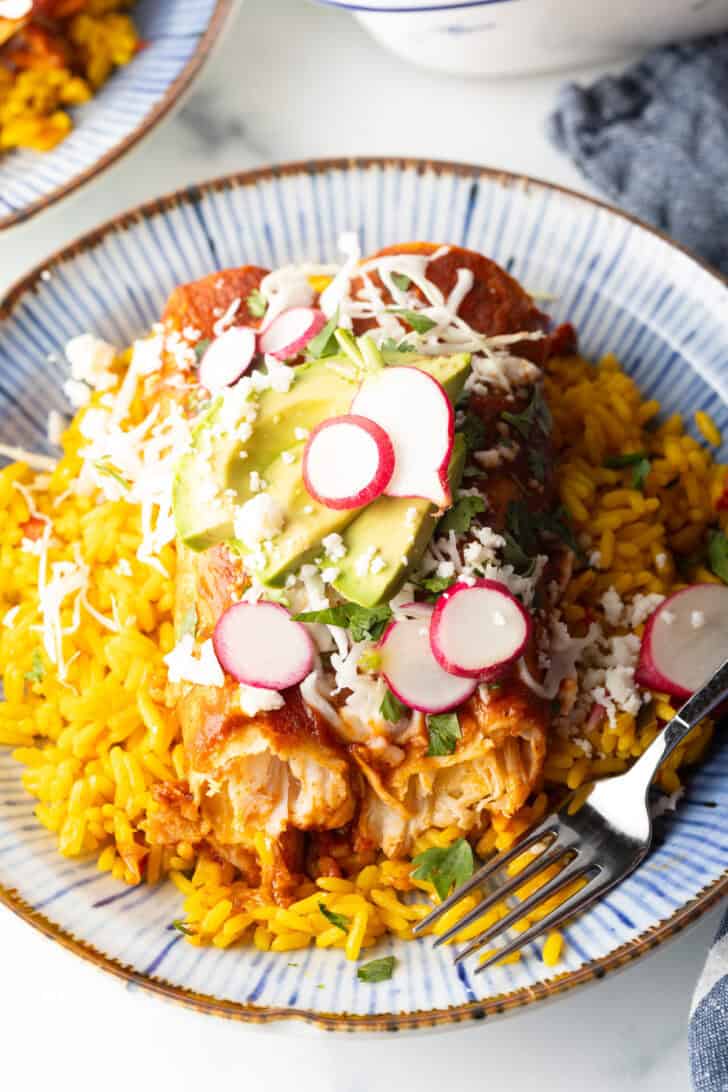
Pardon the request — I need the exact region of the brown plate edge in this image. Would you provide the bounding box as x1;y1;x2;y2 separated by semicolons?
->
0;155;726;1031
0;0;235;232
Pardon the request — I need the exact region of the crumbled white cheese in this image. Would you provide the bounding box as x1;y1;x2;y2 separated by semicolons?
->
589;550;602;568
355;545;377;577
474;444;518;469
321;566;339;583
237;683;285;716
322;533;347;562
281;451;296;465
601;587;624;627
233;494;285;547
164;635;224;687
65;334;117;394
691;610;706;629
294;427;309;441
249;471;265;493
436;560;456;579
661;610;676;626
370;555;386;575
655;553;668;570
115;559;133;577
405;506;418;528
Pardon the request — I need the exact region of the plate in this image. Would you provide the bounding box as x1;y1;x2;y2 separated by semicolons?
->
0;0;233;230
0;158;726;1030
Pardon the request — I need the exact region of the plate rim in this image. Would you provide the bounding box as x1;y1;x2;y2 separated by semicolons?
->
0;0;235;232
0;155;726;1030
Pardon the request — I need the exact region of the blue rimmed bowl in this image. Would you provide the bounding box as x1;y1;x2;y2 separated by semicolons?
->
0;0;233;231
312;0;728;77
0;158;726;1030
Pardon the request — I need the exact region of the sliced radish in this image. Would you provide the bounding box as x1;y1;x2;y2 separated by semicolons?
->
198;326;257;392
213;601;314;690
302;414;394;510
430;579;532;681
378;609;477;714
258;307;327;361
350;366;454;507
635;583;728;700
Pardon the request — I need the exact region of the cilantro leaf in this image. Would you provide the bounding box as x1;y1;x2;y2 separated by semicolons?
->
459;413;487;453
501;387;551;440
504;500;582;567
319;903;350;932
246;289;267;319
391;273;411;292
603;451;648;469
294;602;392;642
528;447;546;483
387;308;437;334
25;648;44;683
631;457;651;492
357;956;396;983
426;712;461;757
501;532;535;573
305;308;340;360
418;574;457;599
708;530;728;583
93;461;129;490
438;494;486;535
411;839;475;901
179;605;197;639
193;337;211;362
381;337;416;354
380;688;408;723
171;920;194;936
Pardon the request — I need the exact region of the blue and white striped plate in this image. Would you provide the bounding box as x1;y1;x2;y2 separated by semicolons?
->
0;159;726;1030
0;0;232;230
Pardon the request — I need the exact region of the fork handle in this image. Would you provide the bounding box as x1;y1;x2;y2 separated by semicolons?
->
629;655;728;790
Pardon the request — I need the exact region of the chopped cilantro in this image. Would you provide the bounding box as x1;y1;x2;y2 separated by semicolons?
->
501;532;536;574
504;500;582;567
418;574;457;599
357;956;396;983
708;530;728;584
294;602;392;642
93;461;129;490
25;648;44;683
171;920;194;936
501;387;551;440
246;288;267;319
381;337;416;354
387;308;437;334
390;272;411;292
305;309;340;360
179;605;197;639
319;903;350;932
426;712;461;757
438;494;486;535
411;839;474;901
604;451;648;469
631;457;651;492
459;412;487;453
528;447;546;483
193;337;211;362
380;688;408;723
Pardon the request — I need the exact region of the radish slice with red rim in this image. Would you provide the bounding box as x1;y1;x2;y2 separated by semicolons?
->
378;609;477;713
350;366;454;507
213;601;314;690
302;414;395;510
635;583;728;700
198;326;257;392
258;307;327;361
430;579;532;681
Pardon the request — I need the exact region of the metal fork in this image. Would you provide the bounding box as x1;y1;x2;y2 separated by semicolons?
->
413;657;728;972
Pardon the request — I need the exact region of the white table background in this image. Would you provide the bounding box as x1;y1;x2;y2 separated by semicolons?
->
0;2;724;1088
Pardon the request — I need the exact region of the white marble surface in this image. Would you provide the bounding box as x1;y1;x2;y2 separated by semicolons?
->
0;1;724;1089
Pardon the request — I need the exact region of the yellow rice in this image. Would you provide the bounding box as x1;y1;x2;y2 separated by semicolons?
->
0;350;719;967
0;1;137;153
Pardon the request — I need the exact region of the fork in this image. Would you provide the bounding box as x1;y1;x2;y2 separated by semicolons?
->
413;657;728;972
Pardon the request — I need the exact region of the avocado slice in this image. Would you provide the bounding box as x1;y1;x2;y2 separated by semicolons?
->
173;351;472;564
332;435;467;608
174;358;359;548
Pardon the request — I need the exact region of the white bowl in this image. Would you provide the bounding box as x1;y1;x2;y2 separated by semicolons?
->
314;0;728;77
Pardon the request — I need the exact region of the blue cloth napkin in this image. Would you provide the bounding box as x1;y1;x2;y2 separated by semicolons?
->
548;35;728;276
549;37;728;1089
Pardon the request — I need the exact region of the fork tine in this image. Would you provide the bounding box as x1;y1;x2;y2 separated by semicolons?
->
473;872;606;974
454;858;594;964
412;817;558;934
432;845;571;947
